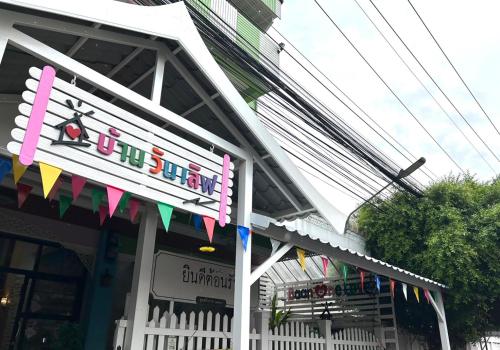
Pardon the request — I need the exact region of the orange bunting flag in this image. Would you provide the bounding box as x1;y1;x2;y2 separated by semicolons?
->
359;270;365;292
390;279;395;298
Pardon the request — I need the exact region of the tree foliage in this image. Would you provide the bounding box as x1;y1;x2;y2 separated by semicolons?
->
358;175;500;347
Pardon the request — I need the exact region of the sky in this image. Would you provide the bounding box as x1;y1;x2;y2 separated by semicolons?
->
267;0;500;215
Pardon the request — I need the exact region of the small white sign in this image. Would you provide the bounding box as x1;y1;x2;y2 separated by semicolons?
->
151;251;258;307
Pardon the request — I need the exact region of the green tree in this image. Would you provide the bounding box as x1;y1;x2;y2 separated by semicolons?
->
358;175;500;348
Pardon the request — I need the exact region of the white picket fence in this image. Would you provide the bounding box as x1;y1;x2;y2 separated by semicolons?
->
114;307;259;350
114;308;383;350
330;328;381;349
268;321;326;349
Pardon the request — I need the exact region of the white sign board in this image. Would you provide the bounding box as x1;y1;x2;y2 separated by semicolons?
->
8;66;234;224
151;251;258;308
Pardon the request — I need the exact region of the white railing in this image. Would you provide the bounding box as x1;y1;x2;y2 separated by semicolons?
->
331;328;381;349
114;307;384;350
268;322;326;349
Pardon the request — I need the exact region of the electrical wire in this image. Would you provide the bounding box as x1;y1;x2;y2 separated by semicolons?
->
406;0;500;138
312;0;465;173
366;0;499;168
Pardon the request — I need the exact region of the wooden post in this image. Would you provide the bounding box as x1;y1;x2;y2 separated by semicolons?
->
255;311;270;350
124;203;158;350
232;158;253;350
318;319;332;350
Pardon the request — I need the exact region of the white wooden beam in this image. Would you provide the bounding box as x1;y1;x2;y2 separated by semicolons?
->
124;203;158;350
0;37;7;65
249;242;293;285
66;23;102;57
181;92;220;117
6;9;162;51
429;291;451;350
233;159;253;350
0;22;248;159
151;50;166;104
161;47;304;211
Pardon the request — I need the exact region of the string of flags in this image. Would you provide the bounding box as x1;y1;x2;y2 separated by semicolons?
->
3;155;251;250
264;240;433;306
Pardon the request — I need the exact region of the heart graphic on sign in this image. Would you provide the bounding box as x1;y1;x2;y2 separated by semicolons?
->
65;125;81;139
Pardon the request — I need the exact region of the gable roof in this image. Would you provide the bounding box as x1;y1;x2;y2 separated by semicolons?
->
0;0;347;234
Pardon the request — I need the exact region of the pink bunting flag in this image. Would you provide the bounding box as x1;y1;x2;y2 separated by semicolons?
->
129;198;140;223
321;256;329;278
424;289;431;304
99;205;108;226
71;175;86;202
390;279;395;298
17;183;33;208
203;216;216;243
360;270;365;292
47;178;63;202
106;185;124;217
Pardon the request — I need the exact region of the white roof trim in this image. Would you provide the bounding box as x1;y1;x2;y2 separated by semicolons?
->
251;212;446;289
0;0;347;234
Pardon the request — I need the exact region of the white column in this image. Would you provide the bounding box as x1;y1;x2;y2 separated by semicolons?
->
434;291;451;350
0;37;7;64
124;203;158;350
150;51;166;104
318;320;332;350
233;158;253;350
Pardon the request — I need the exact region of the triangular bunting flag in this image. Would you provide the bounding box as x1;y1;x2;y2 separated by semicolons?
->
375;275;381;292
59;195;72;218
158;202;174;232
107;186;124;217
402;283;408;300
17;183;33;208
424;289;431;304
270;238;281;255
202;216;216;242
321;256;329;278
118;192;131;213
359;270;365;292
91;189;105;213
129;198;140;223
99;205;108;226
12;155;28;184
192;214;202;231
342;264;348;284
71;175;86;202
39;162;62;198
0;158;12;184
390;279;395;298
413;286;420;303
296;248;306;271
47;178;63;202
237;225;250;251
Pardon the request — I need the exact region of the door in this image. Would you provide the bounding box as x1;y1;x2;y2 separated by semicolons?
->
0;234;86;350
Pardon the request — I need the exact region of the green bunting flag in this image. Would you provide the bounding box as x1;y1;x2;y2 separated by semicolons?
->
59;195;72;218
342;264;348;284
158;202;174;232
91;188;105;213
118;192;131;213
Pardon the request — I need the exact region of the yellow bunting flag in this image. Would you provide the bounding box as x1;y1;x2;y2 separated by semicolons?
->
413;286;420;303
39;162;62;198
296;248;306;271
12;155;27;184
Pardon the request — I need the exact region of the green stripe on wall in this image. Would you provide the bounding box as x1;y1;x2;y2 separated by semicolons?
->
236;13;261;61
261;0;277;12
187;0;212;17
